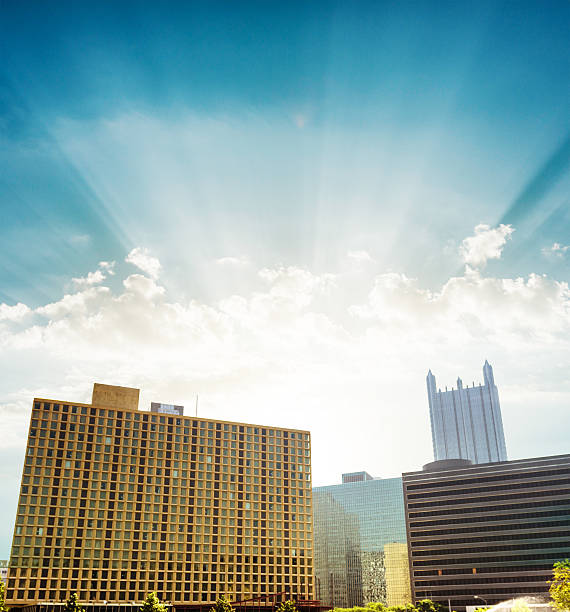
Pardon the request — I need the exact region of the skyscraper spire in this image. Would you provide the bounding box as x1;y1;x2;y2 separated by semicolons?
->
427;361;507;464
483;360;494;386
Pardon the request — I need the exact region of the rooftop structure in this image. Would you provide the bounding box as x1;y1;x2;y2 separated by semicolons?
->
342;472;374;484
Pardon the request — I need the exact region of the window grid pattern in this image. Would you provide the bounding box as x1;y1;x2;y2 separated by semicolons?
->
6;398;314;606
403;455;570;611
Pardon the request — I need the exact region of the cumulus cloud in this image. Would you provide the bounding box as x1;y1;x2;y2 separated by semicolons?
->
347;250;375;263
126;247;161;279
0;303;30;322
72;261;116;287
99;260;116;275
542;242;570;259
123;274;166;300
36;287;110;320
1;232;570;548
72;269;106;287
459;223;514;268
350;270;570;343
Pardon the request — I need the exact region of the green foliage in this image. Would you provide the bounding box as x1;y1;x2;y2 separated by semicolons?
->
551;559;570;611
210;595;235;612
63;594;84;612
416;600;441;612
333;600;452;612
0;578;8;612
365;604;388;612
140;592;167;612
276;602;298;612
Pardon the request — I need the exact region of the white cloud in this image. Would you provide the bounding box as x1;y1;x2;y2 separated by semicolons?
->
459;223;514;268
1;233;570;559
122;274;165;300
542;242;570;259
0;303;30;322
347;250;375;263
258;266;336;311
126;247;161;279
350;270;570;342
72;269;106;287
36;287;110;320
72;261;116;287
99;260;116;275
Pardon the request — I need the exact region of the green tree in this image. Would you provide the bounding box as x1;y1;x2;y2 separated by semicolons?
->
140;592;167;612
63;594;84;612
366;604;388;612
277;601;297;612
550;559;570;611
416;601;438;612
0;577;8;612
210;595;234;612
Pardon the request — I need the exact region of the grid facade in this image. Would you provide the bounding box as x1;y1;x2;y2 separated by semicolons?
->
427;361;507;465
403;455;570;611
312;477;411;608
6;387;314;606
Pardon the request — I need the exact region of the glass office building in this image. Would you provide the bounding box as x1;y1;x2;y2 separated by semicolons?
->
313;474;411;608
427;361;507;464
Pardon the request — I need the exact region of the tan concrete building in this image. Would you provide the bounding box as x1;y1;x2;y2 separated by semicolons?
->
6;384;314;608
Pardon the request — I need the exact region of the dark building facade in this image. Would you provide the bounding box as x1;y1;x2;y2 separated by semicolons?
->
403;455;570;611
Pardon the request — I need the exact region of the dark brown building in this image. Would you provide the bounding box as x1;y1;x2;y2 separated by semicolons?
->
402;455;570;611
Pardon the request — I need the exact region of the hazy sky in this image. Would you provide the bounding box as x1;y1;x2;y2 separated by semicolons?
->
1;0;569;559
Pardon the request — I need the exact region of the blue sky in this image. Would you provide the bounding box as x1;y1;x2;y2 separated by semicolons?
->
0;0;569;558
1;0;569;304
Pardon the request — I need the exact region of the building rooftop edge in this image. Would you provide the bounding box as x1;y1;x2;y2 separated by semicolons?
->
402;453;570;478
313;475;402;489
32;396;311;434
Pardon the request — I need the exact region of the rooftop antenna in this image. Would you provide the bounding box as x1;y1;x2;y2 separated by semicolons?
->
195;394;199;417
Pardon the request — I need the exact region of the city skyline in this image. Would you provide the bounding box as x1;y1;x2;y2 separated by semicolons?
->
1;0;569;562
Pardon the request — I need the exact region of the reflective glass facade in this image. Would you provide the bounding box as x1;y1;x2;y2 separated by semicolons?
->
313;476;411;608
427;361;507;464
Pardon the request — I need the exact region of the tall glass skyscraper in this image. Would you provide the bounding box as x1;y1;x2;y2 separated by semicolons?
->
427;360;507;464
312;474;411;608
